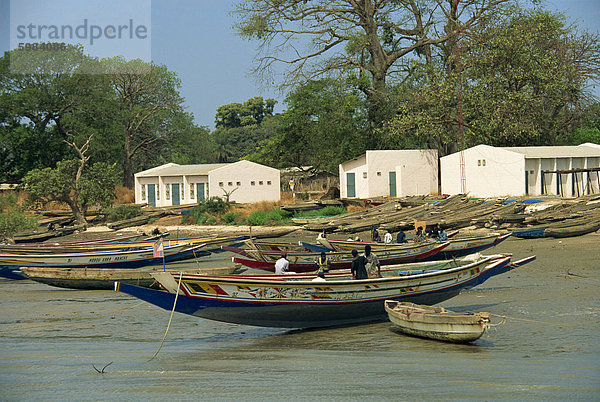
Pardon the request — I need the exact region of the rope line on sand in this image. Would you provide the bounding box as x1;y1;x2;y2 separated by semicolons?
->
148;272;182;362
490;313;565;326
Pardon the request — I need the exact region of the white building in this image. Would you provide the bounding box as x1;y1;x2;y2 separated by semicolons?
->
339;150;439;199
134;160;281;207
441;144;600;197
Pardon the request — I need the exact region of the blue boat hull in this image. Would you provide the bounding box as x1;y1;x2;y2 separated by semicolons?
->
116;257;526;328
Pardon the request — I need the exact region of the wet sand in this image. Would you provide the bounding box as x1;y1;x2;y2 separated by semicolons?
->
0;231;598;400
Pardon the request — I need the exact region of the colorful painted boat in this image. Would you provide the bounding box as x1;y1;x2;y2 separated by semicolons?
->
0;243;207;279
20;266;238;290
384;300;491;343
115;255;535;328
312;233;511;261
226;242;451;272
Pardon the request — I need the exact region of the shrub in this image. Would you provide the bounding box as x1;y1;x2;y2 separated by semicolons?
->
297;205;346;217
0;194;38;241
245;207;293;225
221;211;241;225
106;204;143;222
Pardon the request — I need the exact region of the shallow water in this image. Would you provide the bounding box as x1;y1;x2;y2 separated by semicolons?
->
1;237;599;400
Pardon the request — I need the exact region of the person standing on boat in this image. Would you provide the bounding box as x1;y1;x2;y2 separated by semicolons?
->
350;249;368;280
315;251;330;275
363;244;381;278
275;252;290;274
384;230;393;244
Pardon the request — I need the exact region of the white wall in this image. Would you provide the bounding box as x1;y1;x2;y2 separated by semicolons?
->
441;145;524;197
339;155;367;198
339;150;438;198
208;160;280;203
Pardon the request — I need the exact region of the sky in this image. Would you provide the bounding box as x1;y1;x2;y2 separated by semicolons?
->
0;0;599;129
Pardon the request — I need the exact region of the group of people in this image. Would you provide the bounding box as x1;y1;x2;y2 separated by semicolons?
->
274;245;382;282
371;225;447;244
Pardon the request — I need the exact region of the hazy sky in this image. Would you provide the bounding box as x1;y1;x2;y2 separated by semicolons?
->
1;0;598;128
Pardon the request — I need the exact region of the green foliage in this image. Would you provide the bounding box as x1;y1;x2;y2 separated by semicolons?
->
0;194;38;241
106;204;143;222
221;211;242;225
21;159;118;224
212;97;276;162
245;208;293;226
248;78;369;172
296;205;346;218
186;197;229;225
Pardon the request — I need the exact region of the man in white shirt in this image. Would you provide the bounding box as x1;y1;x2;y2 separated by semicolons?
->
384;231;393;244
275;252;290;274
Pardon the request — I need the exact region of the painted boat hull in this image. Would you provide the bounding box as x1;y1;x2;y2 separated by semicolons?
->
116;255;535;328
384;301;490;343
230;242;450;272
19;266;238;290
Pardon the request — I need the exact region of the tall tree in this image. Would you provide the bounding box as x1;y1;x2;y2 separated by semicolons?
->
381;10;600;152
212;96;276;161
249;78;368;172
105;58;186;187
234;0;512;126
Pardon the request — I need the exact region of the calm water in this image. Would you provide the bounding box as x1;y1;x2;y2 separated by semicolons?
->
1;243;599;401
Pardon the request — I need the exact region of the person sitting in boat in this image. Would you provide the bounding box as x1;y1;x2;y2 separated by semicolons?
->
312;271;326;282
414;227;426;242
384;230;393;244
363;244;381;278
396;230;406;244
372;229;381;243
438;225;448;241
350;249;368;280
315;251;330;274
275;252;290;275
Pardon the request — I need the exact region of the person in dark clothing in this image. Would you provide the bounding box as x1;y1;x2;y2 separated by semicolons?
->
351;249;368;280
396;230;406;243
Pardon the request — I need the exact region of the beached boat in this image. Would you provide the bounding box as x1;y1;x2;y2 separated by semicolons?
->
20;266;239;290
311;233;511;261
384;300;491;343
0;243;207;279
226;241;451;272
513;220;600;239
115;255;535;328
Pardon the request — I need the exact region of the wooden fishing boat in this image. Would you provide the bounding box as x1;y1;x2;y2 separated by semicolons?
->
226;242;451;272
384;301;490;343
20;266;238;290
115;255;535;328
312;233;511;261
0;243;207;279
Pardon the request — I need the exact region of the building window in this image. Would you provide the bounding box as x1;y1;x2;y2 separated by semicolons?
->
219;182;224;187
228;181;233;186
259;181;263;185
157;186;160;200
251;181;255;186
181;185;184;199
236;181;241;186
377;172;381;176
478;160;481;166
141;185;146;201
267;181;271;185
190;184;195;199
165;185;170;200
482;159;486;166
363;172;367;179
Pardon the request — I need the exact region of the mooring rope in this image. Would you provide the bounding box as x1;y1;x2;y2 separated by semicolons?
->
490;313;565;326
148;272;182;362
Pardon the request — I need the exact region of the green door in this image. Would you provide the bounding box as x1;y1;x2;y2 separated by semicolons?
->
346;173;356;198
389;171;397;197
196;183;205;202
171;183;180;206
147;184;156;207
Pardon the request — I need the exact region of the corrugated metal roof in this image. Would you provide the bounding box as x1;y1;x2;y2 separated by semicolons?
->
136;163;229;177
502;145;600;158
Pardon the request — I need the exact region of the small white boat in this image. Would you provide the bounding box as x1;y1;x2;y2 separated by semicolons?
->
384;300;491;343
